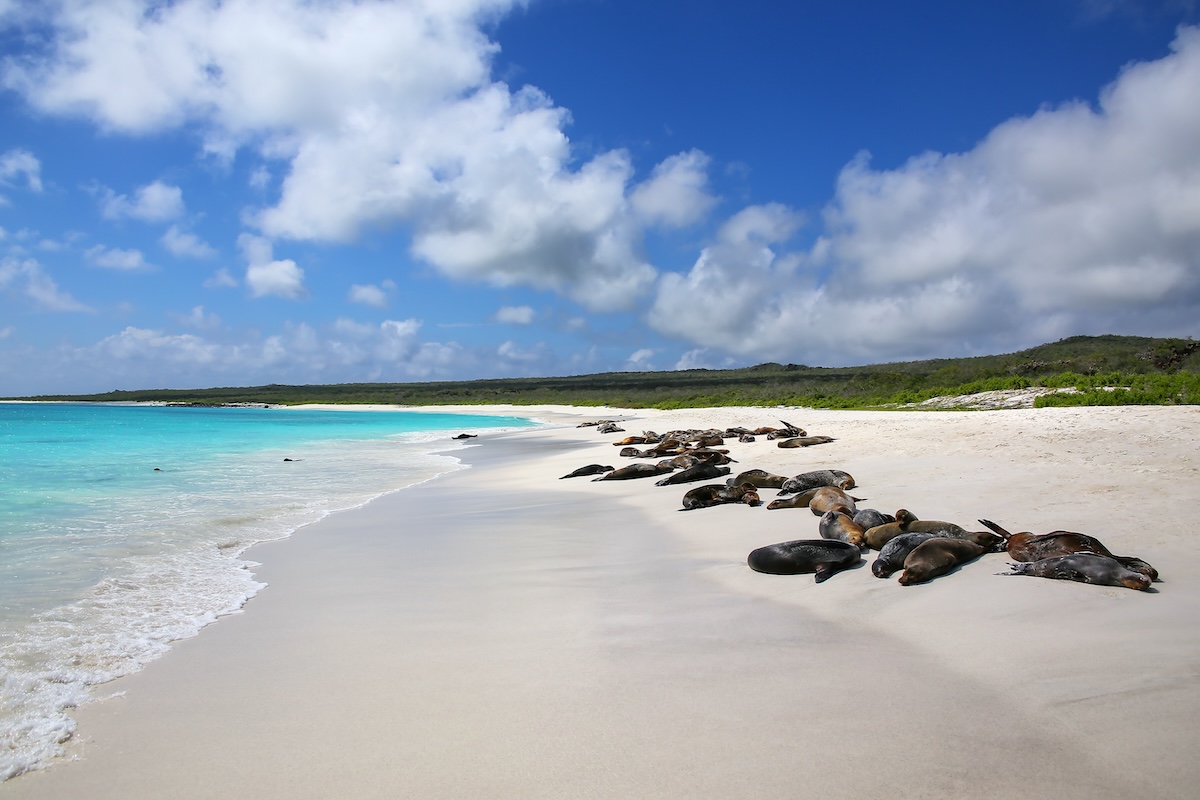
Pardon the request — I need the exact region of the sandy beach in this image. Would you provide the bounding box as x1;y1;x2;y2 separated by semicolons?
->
6;403;1199;799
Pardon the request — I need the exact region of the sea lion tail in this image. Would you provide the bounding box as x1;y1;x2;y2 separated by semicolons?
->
998;562;1030;576
813;565;835;583
978;519;1013;540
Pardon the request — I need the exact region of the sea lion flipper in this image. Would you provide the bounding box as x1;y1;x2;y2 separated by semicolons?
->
978;519;1013;540
814;565;834;583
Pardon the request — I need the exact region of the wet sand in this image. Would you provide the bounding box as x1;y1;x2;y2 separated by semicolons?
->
6;405;1199;799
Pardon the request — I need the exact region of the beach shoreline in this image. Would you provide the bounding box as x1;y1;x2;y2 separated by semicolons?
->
6;404;1199;799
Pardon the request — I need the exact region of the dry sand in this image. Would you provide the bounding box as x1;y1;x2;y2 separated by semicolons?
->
6;404;1199;799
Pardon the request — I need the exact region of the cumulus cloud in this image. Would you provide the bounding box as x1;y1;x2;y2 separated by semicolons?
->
203;267;238;289
85;244;152;271
0;148;42;201
625;348;655;370
99;180;185;222
348;283;388;308
0;0;677;311
161;225;216;258
650;27;1200;364
0;255;90;311
239;233;305;299
630;149;717;228
495;304;534;324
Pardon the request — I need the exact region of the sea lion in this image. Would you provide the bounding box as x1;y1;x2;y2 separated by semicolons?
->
819;508;867;548
898;538;989;586
778;470;856;495
726;469;789;490
1000;553;1152;591
808;487;863;516
853;508;895;530
451;433;477;440
766;488;821;510
619;447;643;458
559;464;614;479
595;422;625;434
738;433;756;443
867;510;1003;552
655;462;731;486
681;482;762;510
612;435;650;446
747;539;862;582
776;435;836;448
872;533;937;578
979;520;1158;581
592;463;673;481
764;420;806;439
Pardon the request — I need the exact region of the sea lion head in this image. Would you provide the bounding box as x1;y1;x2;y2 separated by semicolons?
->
1121;573;1152;591
895;509;919;527
741;489;762;506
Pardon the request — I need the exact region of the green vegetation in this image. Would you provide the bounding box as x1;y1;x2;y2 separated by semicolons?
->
9;335;1199;410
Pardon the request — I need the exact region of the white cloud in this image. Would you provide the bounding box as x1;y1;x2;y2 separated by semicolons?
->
238;233;305;299
3;0;660;311
348;283;388;308
625;348;655;370
497;339;539;361
0;148;42;198
649;28;1200;363
495;304;534;324
100;180;185;222
630;149;717;228
203;267;238;288
85;244;152;271
246;259;305;299
0;255;90;311
174;305;220;329
161;225;217;258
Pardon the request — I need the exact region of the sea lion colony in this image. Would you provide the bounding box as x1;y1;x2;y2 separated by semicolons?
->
558;418;1159;591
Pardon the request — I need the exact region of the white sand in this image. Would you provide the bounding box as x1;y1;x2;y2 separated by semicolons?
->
6;404;1199;799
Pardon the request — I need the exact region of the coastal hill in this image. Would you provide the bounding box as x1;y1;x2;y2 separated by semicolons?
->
11;335;1200;409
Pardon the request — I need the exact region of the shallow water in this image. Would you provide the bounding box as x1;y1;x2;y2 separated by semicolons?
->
0;402;534;780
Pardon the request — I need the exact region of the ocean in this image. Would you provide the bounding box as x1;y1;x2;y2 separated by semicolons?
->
0;402;536;780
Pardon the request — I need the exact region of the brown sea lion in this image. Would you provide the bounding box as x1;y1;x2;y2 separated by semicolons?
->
808;487;864;516
766;488;821;510
655;462;731;486
1000;553;1152;591
681;482;762;510
726;469;789;489
559;464;614;479
747;539;862;582
612;435;650;446
979;519;1158;581
819;508;867;548
592;463;673;481
898;538;988;586
779;470;855;495
776;435;836;448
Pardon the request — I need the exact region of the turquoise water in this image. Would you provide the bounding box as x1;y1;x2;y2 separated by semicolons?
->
0;402;535;780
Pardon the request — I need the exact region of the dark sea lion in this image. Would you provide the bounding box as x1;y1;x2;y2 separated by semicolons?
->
451;433;477;440
1000;553;1152;591
979;520;1158;581
779;470;856;495
808;487;863;516
655;462;731;486
897;538;988;585
681;482;762;510
853;508;895;530
619;446;643;458
559;464;614;479
765;421;806;439
738;433;756;442
819;508;867;548
776;435;836;448
872;533;937;578
766;488;821;510
747;539;862;582
595;421;625;434
592;463;673;481
726;469;789;489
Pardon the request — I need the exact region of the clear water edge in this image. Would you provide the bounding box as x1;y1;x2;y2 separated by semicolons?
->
0;403;538;781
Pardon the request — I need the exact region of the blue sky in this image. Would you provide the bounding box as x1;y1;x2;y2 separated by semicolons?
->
1;0;1198;395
